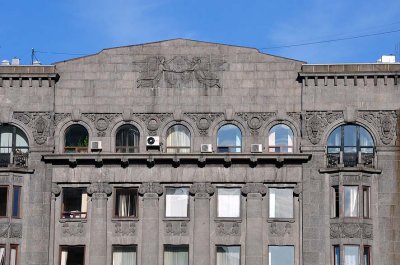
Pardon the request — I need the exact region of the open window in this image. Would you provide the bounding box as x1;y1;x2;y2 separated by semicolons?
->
217;124;242;153
114;188;138;218
166;125;191;153
268;124;293;153
60;246;85;265
62;188;87;219
0;125;29;167
64;125;89;153
116;125;140;153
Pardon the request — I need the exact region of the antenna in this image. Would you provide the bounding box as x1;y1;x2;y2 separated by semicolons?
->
31;48;34;65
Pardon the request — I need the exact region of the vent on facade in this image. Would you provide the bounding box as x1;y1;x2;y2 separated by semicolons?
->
251;144;263;153
146;136;160;146
11;58;20;65
1;60;10;65
201;144;212;153
90;141;102;150
377;55;396;63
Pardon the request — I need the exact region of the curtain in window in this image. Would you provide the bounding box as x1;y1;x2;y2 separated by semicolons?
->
218;188;240;217
216;246;240;265
164;246;188;265
118;192;132;217
344;187;358;217
81;191;88;218
0;247;5;265
60;250;68;265
344;246;359;265
269;188;293;218
9;248;16;265
0;128;12;153
113;246;136;265
165;188;189;217
166;125;190;153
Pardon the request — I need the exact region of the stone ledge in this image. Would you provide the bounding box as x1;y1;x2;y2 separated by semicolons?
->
319;167;381;174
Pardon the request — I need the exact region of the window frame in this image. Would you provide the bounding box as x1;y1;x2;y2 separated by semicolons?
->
0;244;6;265
115;124;140;153
268;245;295;265
112;245;137;265
343;185;359;218
330;186;340;218
12;186;21;219
165;124;191;153
164;186;190;219
64;124;89;153
61;187;88;220
363;245;371;265
216;187;242;219
59;245;85;265
113;187;139;219
216;124;242;153
0;186;8;218
0;125;29;154
216;245;241;265
333;245;340;265
363;186;371;219
163;244;189;265
9;244;18;265
344;245;360;265
267;123;294;153
268;187;295;220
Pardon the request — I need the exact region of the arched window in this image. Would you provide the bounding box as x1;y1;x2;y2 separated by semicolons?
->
64;125;89;153
217;124;242;153
116;125;140;153
166;125;191;153
0;125;29;167
327;124;374;167
268;124;294;153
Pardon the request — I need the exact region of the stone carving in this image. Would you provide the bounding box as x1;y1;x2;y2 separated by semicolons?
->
82;113;119;137
236;112;275;135
115;222;136;236
135;113;172;135
185;113;223;136
241;183;267;195
51;183;61;196
138;182;163;195
330;223;373;239
287;112;301;126
357;111;397;145
135;56;224;89
165;221;188;236
54;113;71;127
13;112;52;144
87;182;112;195
189;183;215;196
0;223;9;238
216;222;240;236
9;223;22;238
304;111;343;144
270;222;292;237
62;222;84;237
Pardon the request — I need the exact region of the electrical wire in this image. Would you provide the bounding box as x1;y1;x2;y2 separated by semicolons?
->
35;50;89;56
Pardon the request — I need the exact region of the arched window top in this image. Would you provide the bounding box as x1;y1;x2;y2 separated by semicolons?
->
217;124;242;153
268;124;294;153
166;124;191;153
0;125;29;154
327;124;374;167
116;124;140;153
64;125;89;153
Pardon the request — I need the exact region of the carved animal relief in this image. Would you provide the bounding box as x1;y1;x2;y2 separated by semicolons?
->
165;221;188;236
304;111;343;144
270;222;292;237
13;112;52;145
216;222;240;236
115;222;136;236
330;223;373;239
62;223;85;237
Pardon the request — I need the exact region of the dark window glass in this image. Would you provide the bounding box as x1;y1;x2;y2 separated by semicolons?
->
62;188;87;219
0;125;29;154
0;187;7;216
60;246;85;265
217;125;242;153
364;246;371;265
116;125;140;153
115;188;138;218
363;187;371;218
331;186;339;218
64;125;89;153
333;245;340;265
12;186;21;218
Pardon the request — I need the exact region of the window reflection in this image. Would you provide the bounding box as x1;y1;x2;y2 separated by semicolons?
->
268;124;294;153
217;124;242;153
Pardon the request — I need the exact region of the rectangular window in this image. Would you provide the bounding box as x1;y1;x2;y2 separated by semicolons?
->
344;245;359;265
268;246;294;265
114;188;138;218
331;186;339;218
62;188;87;219
344;186;358;217
363;246;371;265
12;186;21;218
333;245;340;265
0;245;5;265
269;188;294;218
217;188;241;218
9;245;17;265
363;186;370;218
112;245;136;265
216;246;240;265
0;186;8;217
60;246;85;265
164;245;188;265
165;188;189;218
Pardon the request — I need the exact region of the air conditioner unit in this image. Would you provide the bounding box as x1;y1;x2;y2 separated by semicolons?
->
146;136;160;146
201;144;212;153
251;144;263;153
90;141;102;150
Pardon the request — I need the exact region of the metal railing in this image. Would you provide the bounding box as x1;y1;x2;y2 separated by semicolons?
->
327;151;374;168
268;145;293;153
61;211;87;219
217;146;242;153
166;146;191;153
64;146;88;153
0;152;28;168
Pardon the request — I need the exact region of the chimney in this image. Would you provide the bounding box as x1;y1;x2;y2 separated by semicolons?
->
11;58;20;65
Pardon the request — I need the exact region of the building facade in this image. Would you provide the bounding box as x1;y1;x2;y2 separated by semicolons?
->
0;39;399;265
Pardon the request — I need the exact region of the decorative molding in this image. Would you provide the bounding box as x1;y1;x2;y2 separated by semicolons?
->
287;112;301;129
135;56;224;89
9;223;22;238
62;222;84;237
54;113;71;127
165;221;188;236
82;113;120;137
0;223;9;238
270;222;292;237
138;182;163;195
235;112;275;135
330;223;373;239
216;222;240;236
304;111;343;144
241;183;267;195
114;222;136;236
357;110;397;145
135;113;172;135
51;183;61;196
189;183;215;196
13;112;52;145
185;113;223;136
87;182;112;195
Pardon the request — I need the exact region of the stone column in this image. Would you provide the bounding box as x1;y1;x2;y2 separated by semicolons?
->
49;183;61;265
241;183;267;265
138;182;163;265
189;183;215;265
87;183;112;265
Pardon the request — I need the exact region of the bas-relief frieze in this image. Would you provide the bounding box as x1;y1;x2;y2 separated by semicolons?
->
135;113;172;136
114;222;136;236
82;113;120;137
216;222;240;236
304;111;343;145
235;112;275;135
357;111;397;145
135;56;225;89
0;223;22;238
269;222;292;237
138;182;163;195
62;222;85;237
241;183;267;195
13;112;52;145
330;223;373;239
185;113;223;136
165;221;188;236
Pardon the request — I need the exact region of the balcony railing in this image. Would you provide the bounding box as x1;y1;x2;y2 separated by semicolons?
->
0;152;28;168
327;151;374;168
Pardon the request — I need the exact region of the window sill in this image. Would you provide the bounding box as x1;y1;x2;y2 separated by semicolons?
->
267;218;295;223
163;217;190;221
319;167;381;174
59;218;87;223
214;217;242;223
112;217;139;222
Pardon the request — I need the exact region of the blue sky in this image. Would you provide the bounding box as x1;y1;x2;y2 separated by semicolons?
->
1;0;400;64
